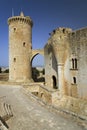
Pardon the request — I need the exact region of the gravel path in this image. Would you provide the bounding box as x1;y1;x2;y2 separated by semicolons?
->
0;85;85;130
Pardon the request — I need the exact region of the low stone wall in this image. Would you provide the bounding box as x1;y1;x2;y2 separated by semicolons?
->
23;84;39;93
52;95;87;120
23;84;87;120
0;73;9;81
23;84;56;104
38;86;52;104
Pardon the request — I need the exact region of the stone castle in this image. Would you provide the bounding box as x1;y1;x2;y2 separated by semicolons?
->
7;12;87;120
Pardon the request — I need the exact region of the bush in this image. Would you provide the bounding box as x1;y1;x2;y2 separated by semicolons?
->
4;69;9;73
32;67;40;81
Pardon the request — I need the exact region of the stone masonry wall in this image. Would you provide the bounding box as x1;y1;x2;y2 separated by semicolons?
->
8;13;33;82
69;28;87;99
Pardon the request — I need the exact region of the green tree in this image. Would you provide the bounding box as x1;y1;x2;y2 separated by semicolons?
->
4;69;9;73
42;68;45;75
32;67;40;82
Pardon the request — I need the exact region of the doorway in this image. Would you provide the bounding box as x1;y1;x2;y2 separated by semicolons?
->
52;75;57;89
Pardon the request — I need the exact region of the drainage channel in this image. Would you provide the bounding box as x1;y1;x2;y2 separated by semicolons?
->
0;100;13;130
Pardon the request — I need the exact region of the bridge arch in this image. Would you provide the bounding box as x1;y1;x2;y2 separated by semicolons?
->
31;49;44;82
31;49;44;64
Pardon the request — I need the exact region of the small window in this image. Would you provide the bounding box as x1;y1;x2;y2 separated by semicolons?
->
23;42;26;47
13;58;16;62
41;93;44;97
14;28;16;32
73;77;76;84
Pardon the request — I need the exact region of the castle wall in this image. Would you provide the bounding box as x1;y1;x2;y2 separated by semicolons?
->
70;28;87;99
45;27;87;99
45;28;72;95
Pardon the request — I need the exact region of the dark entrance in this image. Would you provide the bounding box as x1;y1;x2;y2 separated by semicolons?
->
52;76;57;89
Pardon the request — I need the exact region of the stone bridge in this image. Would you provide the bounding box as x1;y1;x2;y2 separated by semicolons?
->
31;49;44;62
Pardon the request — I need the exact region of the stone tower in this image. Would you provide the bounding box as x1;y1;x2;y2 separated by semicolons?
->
8;12;33;82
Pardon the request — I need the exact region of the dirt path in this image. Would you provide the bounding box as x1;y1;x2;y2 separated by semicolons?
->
0;85;85;130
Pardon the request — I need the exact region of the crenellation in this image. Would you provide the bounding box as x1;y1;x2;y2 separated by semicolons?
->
8;16;33;26
50;27;72;38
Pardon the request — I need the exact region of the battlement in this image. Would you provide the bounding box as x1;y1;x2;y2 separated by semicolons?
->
8;12;33;27
56;27;72;33
50;27;72;36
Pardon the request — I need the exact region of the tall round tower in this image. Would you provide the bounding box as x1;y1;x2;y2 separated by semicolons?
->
8;12;33;82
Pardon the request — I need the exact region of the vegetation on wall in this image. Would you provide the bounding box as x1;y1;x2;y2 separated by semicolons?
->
32;67;45;82
32;67;39;82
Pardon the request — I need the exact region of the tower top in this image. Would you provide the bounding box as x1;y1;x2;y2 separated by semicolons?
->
8;12;33;27
20;12;24;17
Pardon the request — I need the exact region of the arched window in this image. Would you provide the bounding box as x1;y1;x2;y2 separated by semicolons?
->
75;58;77;69
72;59;74;69
71;58;77;69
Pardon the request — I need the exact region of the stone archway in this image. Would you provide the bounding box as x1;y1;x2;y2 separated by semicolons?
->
31;49;44;60
31;49;44;67
31;49;44;82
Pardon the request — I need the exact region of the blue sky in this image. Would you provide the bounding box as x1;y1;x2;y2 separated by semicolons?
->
0;0;87;67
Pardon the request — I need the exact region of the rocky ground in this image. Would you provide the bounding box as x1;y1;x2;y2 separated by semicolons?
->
0;85;86;130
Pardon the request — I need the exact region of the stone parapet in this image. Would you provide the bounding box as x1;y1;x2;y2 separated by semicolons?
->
8;16;33;27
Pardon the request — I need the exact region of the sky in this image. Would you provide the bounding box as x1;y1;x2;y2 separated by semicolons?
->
0;0;87;67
